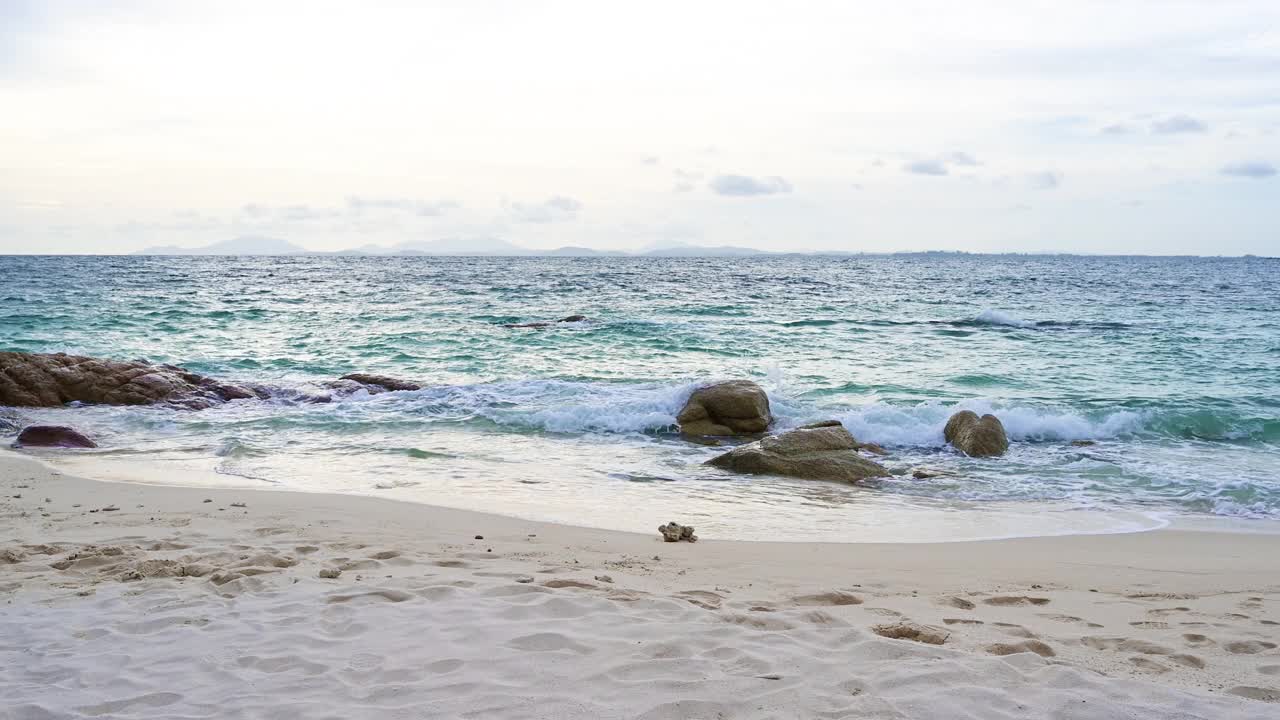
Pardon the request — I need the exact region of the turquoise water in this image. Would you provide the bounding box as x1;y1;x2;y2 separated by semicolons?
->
2;254;1278;540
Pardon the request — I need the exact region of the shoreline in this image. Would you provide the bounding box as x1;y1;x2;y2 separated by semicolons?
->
3;449;1279;716
26;446;1280;545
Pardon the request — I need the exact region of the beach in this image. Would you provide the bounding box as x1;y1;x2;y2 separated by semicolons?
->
4;448;1278;718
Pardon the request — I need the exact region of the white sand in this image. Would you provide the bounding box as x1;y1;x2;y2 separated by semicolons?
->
2;448;1278;719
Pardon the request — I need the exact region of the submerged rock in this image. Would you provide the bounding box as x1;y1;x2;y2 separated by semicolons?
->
659;521;697;543
502;315;589;329
14;425;97;448
337;373;422;392
0;351;260;409
943;410;1009;457
676;380;772;436
706;425;889;484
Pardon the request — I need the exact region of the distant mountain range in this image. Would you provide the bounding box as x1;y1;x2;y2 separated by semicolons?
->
131;236;794;257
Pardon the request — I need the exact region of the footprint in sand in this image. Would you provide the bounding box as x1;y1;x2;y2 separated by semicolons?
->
1126;592;1197;600
1040;613;1079;622
983;596;1050;607
1147;606;1192;617
864;607;902;617
941;596;975;610
542;579;598;590
676;590;723;610
987;640;1055;658
1130;621;1170;630
506;632;594;654
1258;665;1280;676
1226;686;1280;703
1225;640;1278;655
871;622;949;645
943;618;984;625
792;591;863;607
1084;637;1205;668
1130;656;1170;674
992;623;1037;638
1183;633;1216;647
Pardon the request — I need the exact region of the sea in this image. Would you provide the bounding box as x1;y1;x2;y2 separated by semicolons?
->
3;254;1278;542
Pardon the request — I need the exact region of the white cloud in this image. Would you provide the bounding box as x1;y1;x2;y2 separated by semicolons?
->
507;196;583;223
1150;114;1208;134
1221;161;1276;178
708;174;793;196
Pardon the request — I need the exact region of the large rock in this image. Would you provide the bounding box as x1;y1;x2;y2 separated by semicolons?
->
337;373;422;392
943;410;1009;457
707;425;889;484
677;381;772;436
0;352;261;410
15;425;97;448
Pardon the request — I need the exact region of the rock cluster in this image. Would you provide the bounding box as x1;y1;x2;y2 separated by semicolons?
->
943;410;1009;457
0;351;259;410
707;425;889;484
676;381;772;436
659;521;697;542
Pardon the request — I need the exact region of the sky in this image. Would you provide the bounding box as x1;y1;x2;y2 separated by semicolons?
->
1;0;1278;255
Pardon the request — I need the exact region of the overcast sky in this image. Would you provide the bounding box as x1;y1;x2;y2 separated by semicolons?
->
2;0;1277;255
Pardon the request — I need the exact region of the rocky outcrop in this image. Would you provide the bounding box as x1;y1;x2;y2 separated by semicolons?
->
943;410;1009;457
14;425;97;448
502;315;588;329
677;381;772;436
659;521;697;543
707;425;890;484
0;352;261;410
337;373;422;392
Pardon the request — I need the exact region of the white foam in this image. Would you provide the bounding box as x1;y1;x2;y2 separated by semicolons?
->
973;308;1037;328
822;399;1149;447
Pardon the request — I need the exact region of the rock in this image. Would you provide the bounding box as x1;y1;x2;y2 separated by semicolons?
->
798;420;843;429
337;373;422;392
706;425;890;484
911;467;950;479
676;380;772;436
502;315;589;329
14;425;97;448
943;410;1009;457
659;521;697;543
515;575;534;583
594;574;614;583
1070;439;1096;447
318;568;341;579
0;351;261;409
858;442;889;456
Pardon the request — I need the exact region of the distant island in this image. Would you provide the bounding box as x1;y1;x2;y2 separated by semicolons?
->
124;236;1276;259
132;236;800;257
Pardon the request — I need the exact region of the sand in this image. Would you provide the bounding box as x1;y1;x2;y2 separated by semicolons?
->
2;448;1278;719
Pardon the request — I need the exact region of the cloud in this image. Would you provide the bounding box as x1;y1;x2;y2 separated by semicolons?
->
903;160;948;176
945;152;981;167
708;174;793;196
1221;161;1277;178
903;152;982;177
241;203;337;221
1150;114;1208;134
347;196;458;216
507;195;583;222
1100;123;1135;135
1027;171;1062;189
